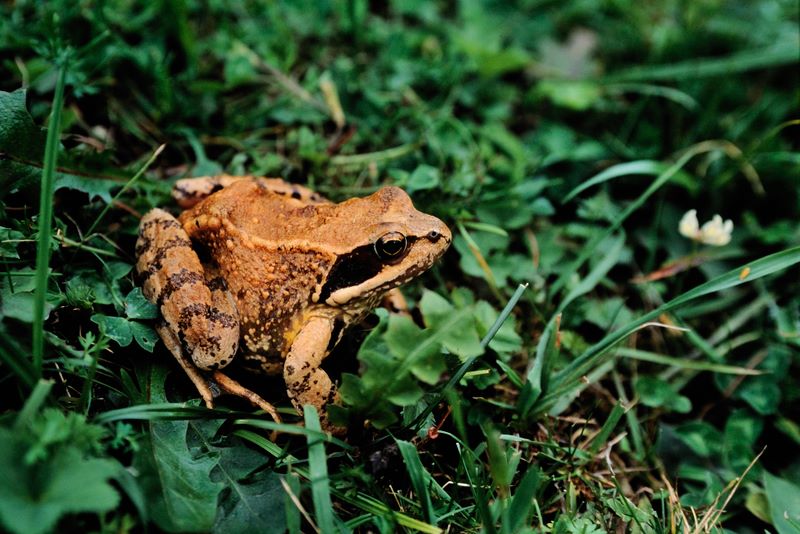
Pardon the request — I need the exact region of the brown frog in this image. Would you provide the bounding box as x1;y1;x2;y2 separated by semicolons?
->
135;175;451;432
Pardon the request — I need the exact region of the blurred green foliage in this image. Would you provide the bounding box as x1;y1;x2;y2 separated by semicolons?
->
1;0;799;532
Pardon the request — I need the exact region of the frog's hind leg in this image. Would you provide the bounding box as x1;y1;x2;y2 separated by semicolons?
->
137;209;240;371
138;209;283;425
172;174;329;208
136;209;238;398
210;371;282;424
154;321;217;408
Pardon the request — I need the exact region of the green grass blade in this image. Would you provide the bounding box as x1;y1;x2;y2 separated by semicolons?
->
507;466;542;533
562;160;668;203
283;472;303;534
32;61;68;377
457;442;496;534
587;401;626;455
254;443;444;531
483;424;512;499
523;234;623;413
537;246;800;413
237;418;352;449
604;40;798;82
396;439;437;524
617;348;762;375
519;314;559;415
303;405;337;534
604;83;699;110
93;403;227;423
84;143;165;237
241;425;439;531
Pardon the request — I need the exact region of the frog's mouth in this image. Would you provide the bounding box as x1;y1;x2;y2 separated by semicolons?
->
316;226;451;307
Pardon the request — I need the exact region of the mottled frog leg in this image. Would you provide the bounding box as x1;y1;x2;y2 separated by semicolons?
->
284;316;343;434
381;288;409;315
211;371;282;424
172;174;329;208
137;208;241;369
135;211;235;388
154;320;217;408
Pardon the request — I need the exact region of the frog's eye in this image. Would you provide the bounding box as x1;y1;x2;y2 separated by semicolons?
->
374;232;408;261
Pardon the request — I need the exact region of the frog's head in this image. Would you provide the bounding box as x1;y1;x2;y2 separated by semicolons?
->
316;187;451;307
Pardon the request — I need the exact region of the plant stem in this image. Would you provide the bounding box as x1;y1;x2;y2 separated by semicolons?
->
32;61;69;378
84;144;165;237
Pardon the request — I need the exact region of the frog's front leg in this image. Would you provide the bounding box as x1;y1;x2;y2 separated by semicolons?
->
381;288;409;314
284;317;343;434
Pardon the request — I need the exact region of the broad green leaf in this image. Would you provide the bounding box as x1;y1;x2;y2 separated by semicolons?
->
0;402;120;534
0;89;47;160
0;226;24;258
130;321;158;352
134;366;224;532
473;300;522;356
67;271;115;305
723;409;763;474
0;282;60;323
634;376;692;413
0;435;120;534
54;173;121;204
763;472;800;534
406;164;440;193
536;79;601;111
125;287;159;319
606;495;653;524
384;314;444;383
736;379;781;415
91;314;133;347
103;261;133;281
187;418;287;534
420;290;482;359
0;89;48;195
673;422;723;458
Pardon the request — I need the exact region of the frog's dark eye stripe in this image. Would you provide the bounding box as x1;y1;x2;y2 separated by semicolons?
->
317;244;383;302
317;236;418;303
374;232;407;261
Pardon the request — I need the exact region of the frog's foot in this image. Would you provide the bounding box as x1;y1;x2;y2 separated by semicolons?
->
211;370;283;425
155;323;217;409
172;174;329;208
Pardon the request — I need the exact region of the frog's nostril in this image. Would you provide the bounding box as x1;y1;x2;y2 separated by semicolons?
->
427;230;441;241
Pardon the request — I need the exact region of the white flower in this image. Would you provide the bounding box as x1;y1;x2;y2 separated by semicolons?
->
699;214;734;246
678;209;733;246
678;209;701;240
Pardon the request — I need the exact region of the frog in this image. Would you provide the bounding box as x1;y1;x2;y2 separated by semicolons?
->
135;174;451;433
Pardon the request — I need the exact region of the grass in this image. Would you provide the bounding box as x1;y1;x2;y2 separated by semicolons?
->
1;1;799;533
31;59;68;377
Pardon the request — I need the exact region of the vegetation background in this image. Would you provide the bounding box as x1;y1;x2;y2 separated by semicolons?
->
1;0;798;532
